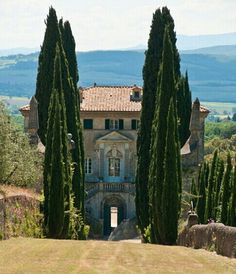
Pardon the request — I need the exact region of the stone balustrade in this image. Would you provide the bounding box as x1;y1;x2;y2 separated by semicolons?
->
86;182;135;199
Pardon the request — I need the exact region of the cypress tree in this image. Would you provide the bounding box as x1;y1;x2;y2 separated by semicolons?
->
176;73;192;147
136;8;165;239
175;75;191;205
35;7;61;145
196;163;207;224
161;99;179;244
228;160;236;226
58;25;84;216
205;149;218;221
59;19;79;89
190;178;198;210
47;90;65;238
213;158;224;220
205;161;210;189
148;27;180;244
221;152;232;224
43;87;56;228
135;6;179;240
45;45;70;238
161;7;180;78
36;8;84;220
55;44;72;238
176;77;185;146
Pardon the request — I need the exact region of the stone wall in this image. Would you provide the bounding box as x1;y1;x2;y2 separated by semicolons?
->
178;223;236;258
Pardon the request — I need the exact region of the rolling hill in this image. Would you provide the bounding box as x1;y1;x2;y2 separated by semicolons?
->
177;32;236;50
0;46;236;102
181;44;236;56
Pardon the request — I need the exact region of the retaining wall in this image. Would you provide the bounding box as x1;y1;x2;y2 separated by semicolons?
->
178;223;236;258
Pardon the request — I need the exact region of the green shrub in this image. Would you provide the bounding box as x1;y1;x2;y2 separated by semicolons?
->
2;200;43;239
0;102;42;188
68;195;90;240
143;225;151;243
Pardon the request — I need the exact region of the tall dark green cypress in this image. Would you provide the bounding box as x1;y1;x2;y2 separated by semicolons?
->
148;27;180;244
228;160;236;226
162;8;191;149
205;149;218;221
47;91;65;238
213;158;224;219
221;152;232;224
55;44;72;239
176;73;192;147
161;8;180;78
58;21;84;216
43;86;56;228
35;7;61;145
59;19;79;88
36;8;84;219
183;72;192;142
161;99;179;244
135;6;179;240
45;45;70;238
176;77;185;146
196;163;207;224
190;178;198;210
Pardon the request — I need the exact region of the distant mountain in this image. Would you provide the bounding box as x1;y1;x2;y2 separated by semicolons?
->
2;32;236;56
180;53;236;102
0;48;39;57
122;44;146;51
122;32;236;51
177;32;236;50
0;48;236;102
77;50;144;87
182;44;236;56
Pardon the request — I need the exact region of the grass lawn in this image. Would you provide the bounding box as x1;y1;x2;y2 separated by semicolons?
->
0;238;236;273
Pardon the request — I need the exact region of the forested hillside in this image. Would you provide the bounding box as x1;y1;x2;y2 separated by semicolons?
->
0;48;236;102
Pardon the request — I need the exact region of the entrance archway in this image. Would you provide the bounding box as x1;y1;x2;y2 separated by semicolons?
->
102;195;126;236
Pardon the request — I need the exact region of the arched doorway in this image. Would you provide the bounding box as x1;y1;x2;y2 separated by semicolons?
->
102;195;126;236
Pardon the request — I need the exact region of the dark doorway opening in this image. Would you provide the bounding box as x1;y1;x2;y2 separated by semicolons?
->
103;198;125;236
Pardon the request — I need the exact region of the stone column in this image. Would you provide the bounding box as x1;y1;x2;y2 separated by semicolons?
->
124;143;129;180
28;96;39;145
99;143;105;179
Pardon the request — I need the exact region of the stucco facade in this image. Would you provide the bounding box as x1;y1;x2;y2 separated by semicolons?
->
20;85;209;237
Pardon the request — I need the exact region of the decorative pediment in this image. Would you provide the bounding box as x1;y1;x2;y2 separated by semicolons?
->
106;145;123;158
96;131;133;144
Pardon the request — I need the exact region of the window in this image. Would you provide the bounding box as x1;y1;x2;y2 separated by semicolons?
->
83;119;93;129
85;158;92;174
134;91;140;99
108;158;120;176
110;119;119;130
105;119;124;130
130;86;142;101
131;119;140;130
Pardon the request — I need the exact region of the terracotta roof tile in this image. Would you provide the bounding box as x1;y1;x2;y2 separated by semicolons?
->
19;87;210;113
80;86;142;112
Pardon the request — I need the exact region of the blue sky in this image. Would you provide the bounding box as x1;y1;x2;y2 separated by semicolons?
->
0;0;236;51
